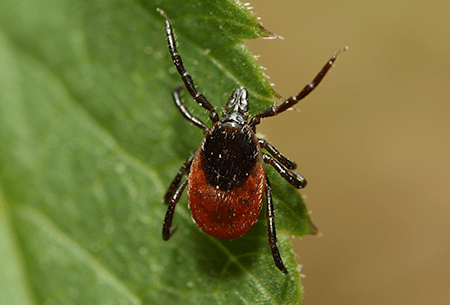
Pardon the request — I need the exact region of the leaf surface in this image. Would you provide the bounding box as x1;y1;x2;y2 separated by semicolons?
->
0;0;317;304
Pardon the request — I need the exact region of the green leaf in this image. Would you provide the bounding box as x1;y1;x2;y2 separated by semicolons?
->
0;0;317;304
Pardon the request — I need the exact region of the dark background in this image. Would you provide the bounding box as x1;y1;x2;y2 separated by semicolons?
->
248;1;450;304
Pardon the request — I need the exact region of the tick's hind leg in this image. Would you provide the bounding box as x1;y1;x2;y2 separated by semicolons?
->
163;177;189;240
164;154;194;204
265;175;289;274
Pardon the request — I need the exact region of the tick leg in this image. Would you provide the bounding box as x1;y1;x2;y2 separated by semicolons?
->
173;86;208;132
265;175;289;274
164;154;194;204
263;153;307;189
158;9;219;123
163;177;189;240
250;47;347;128
259;139;297;170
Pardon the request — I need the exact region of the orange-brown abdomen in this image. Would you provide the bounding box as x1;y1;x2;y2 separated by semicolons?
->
188;122;265;239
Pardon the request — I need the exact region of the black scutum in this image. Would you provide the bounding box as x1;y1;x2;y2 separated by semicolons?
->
201;124;258;191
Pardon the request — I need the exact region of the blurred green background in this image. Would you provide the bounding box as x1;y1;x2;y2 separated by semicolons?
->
249;0;450;304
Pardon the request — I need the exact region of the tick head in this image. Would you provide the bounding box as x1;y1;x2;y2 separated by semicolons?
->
221;87;249;127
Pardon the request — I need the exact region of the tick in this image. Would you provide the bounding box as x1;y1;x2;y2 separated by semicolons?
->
158;9;345;274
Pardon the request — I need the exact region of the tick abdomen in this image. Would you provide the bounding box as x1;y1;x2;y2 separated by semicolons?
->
188;123;265;239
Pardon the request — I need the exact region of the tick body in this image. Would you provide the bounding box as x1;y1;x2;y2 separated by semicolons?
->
189;102;266;239
158;9;345;274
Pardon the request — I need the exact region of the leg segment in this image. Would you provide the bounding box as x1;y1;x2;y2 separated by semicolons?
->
158;9;219;123
173;86;208;132
265;175;289;274
250;47;347;128
259;139;297;170
164;154;194;204
263;154;307;189
163;177;189;240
